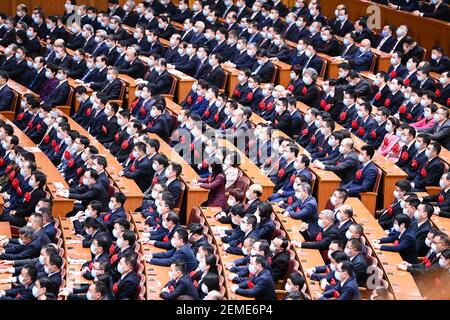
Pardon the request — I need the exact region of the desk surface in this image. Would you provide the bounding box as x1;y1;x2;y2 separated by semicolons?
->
200;207;253;300
345;198;422;300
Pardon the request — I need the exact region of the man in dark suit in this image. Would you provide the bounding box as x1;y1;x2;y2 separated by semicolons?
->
28;57;47;93
89;68;122;101
64;168;108;212
0;265;36;300
117;47;146;79
252;50;275;84
203;54;225;89
114;255;140;300
316;138;360;185
413;0;450;21
232;255;276;300
266;35;292;63
345;39;374;72
120;142;153;192
316;27;340;57
319;261;361;300
376;24;397;53
429;46;450;74
332;8;355;37
0;45;17;73
411;142;445;191
0;72;15;112
81;25;97;55
345;239;368;286
396;125;418;171
294;209;340;252
147;229;198;273
0;226;41;261
45;69;70;107
342;145;378;197
97;103;120;145
122;3;139;27
159;260;199;300
375;214;418;264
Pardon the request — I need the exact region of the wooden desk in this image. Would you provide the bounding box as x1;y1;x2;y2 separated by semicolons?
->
0;222;11;237
60;111;144;213
345;198;422;300
0;222;12;290
272;60;291;87
200;207;253;300
218;138;275;200
129;211;165;300
59;217;92;289
431;215;450;237
118;74;137;109
147;133;208;222
221;64;240;96
7;79;39;98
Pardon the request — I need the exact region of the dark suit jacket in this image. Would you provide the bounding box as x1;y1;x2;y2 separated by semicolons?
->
160;274;199;300
235;268;276;300
301;223;340;251
0;85;14;111
90;78;122;101
324;151;360;184
380;228;418;264
115;271;140;300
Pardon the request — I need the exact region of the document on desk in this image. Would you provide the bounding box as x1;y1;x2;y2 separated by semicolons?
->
24;147;41;153
53;182;65;189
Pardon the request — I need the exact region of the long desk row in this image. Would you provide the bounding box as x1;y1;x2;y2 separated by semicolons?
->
59;110;144;213
59;217;92;290
345;197;422;300
200;206;253;300
0;222;12;291
0;115;75;217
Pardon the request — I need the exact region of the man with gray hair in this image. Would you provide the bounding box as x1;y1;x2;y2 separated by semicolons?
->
283;183;319;233
122;1;139;27
293;209;340;251
0;226;41;261
313;137;359;184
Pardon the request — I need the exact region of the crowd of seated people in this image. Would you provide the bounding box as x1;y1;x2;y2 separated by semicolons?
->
0;0;449;300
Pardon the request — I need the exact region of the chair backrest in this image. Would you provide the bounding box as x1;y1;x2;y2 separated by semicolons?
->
283;258;300;284
371;167;383;193
369;54;377;73
65;86;74;106
271;64;278;84
170;114;179;134
220;71;228;92
272;228;286;239
187;206;202;225
318;59;327;78
233;171;251;195
175;181;185;210
309;169;317;190
168;74;177;96
118;79;126;102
